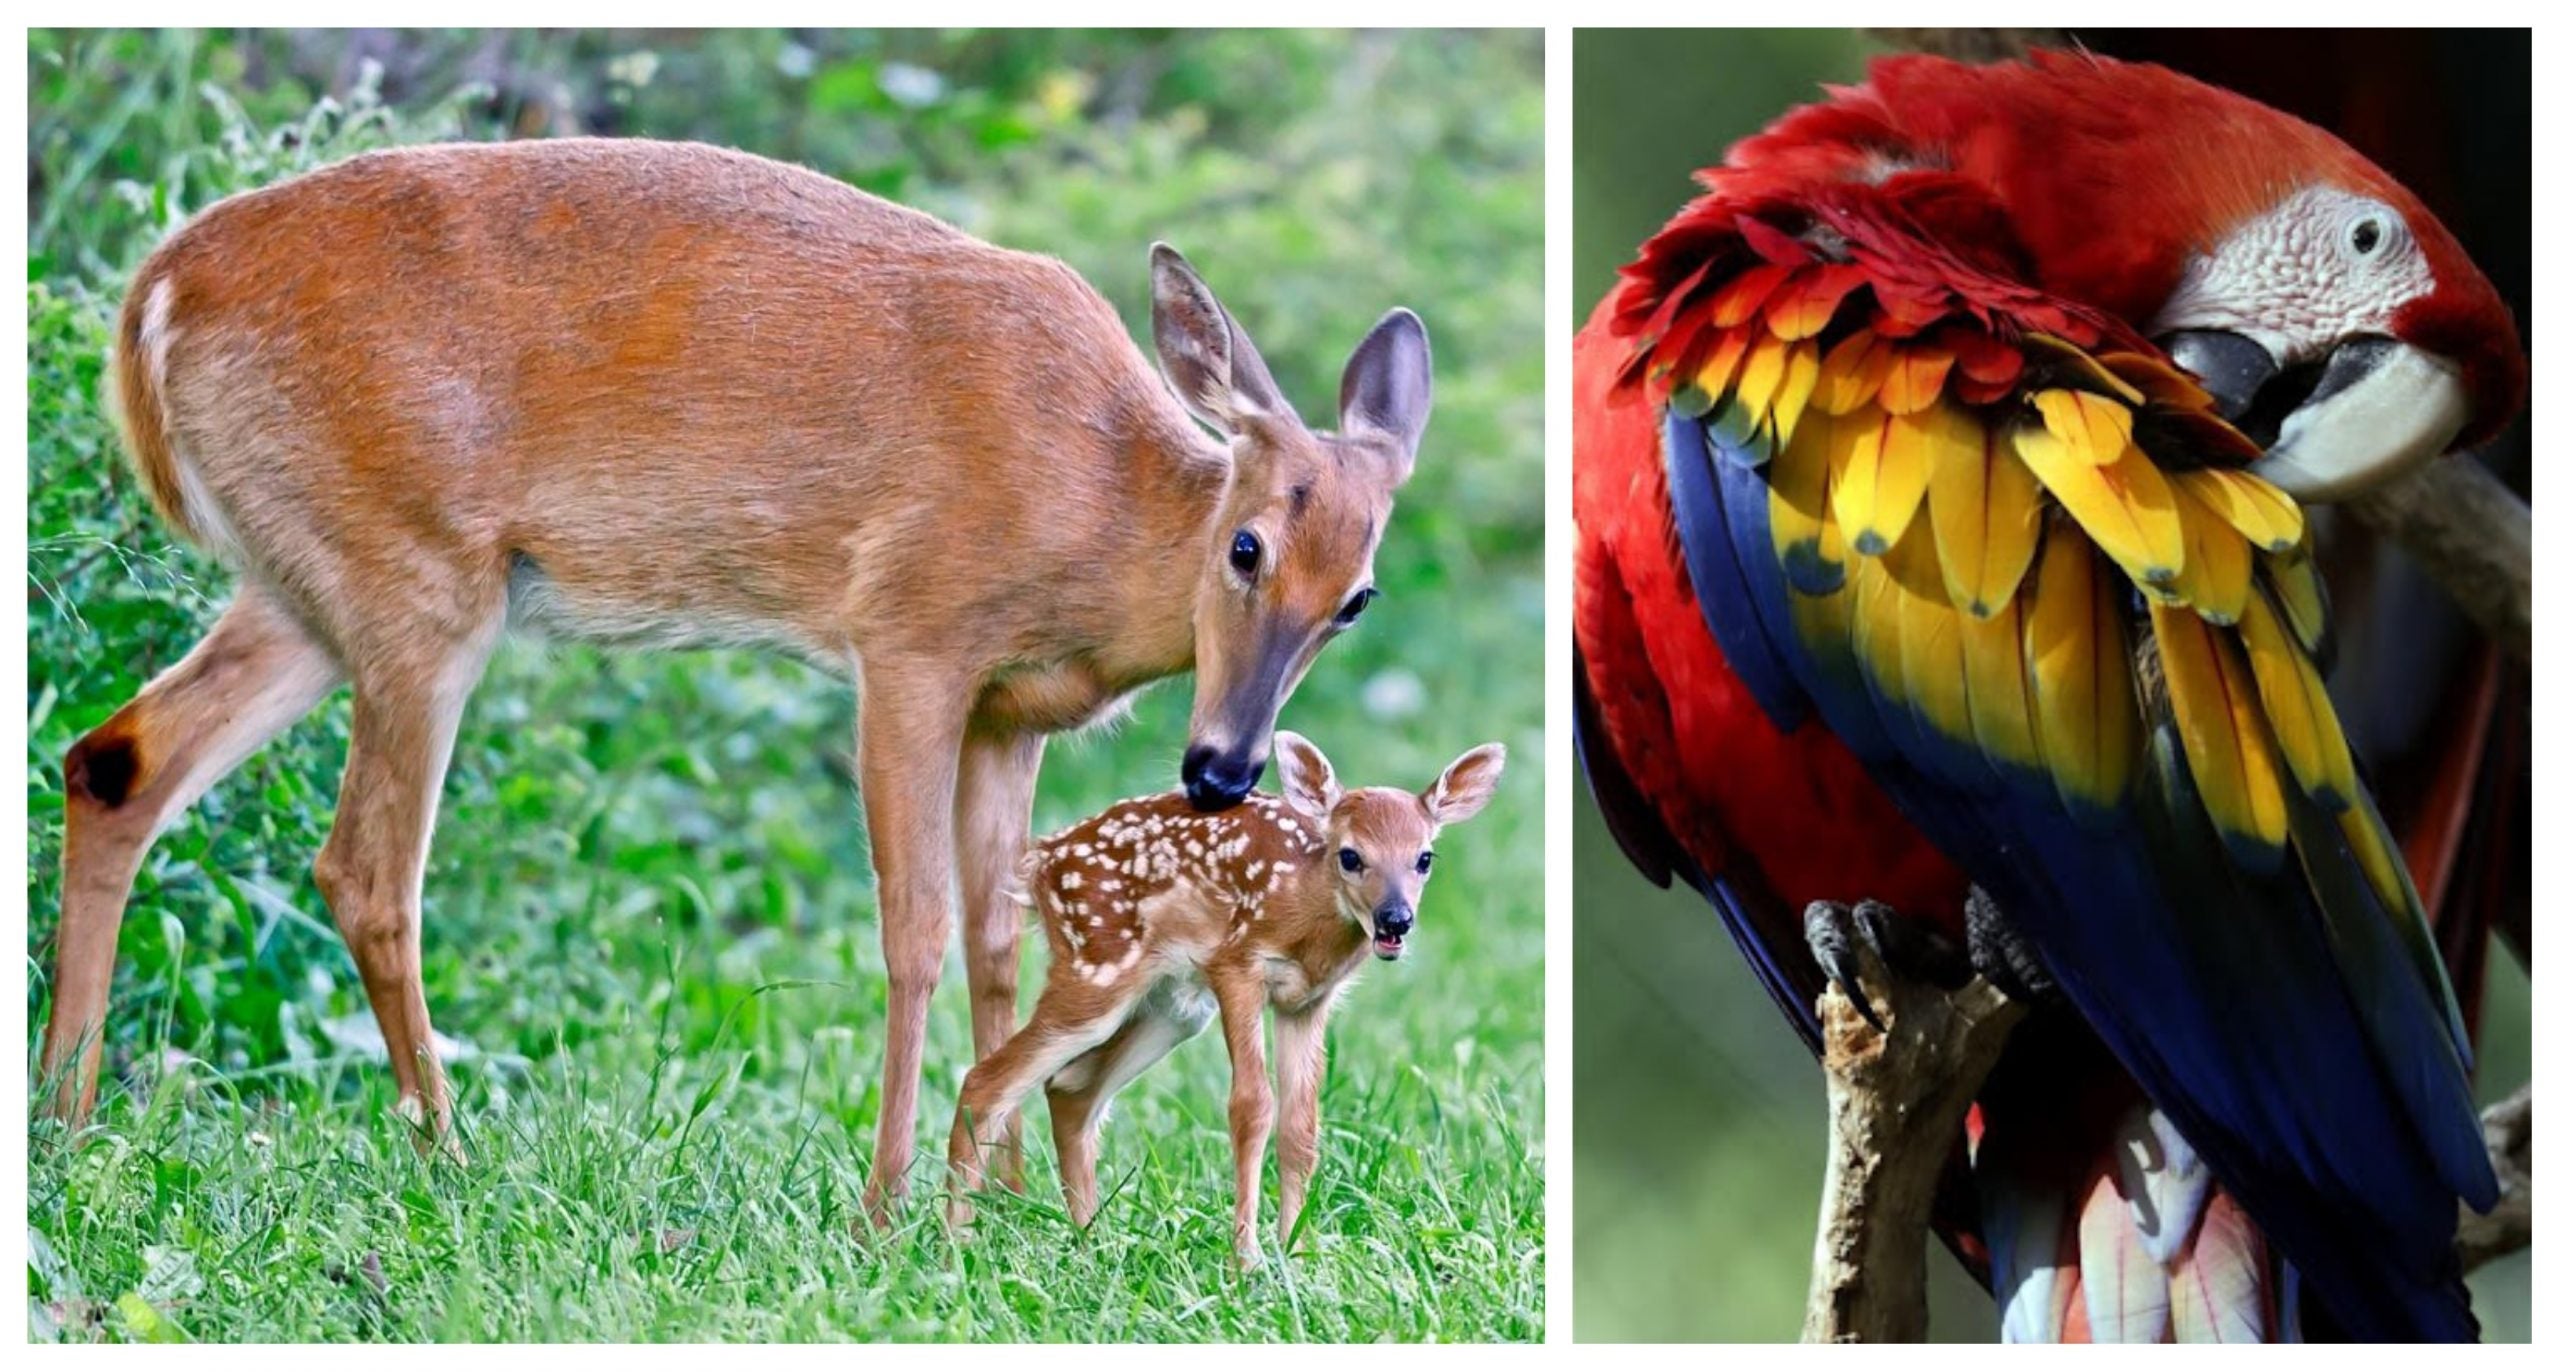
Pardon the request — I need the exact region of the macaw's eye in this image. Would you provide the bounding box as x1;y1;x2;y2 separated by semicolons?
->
2351;218;2383;256
1338;848;1365;874
1416;851;1434;875
1336;586;1376;626
1230;530;1263;579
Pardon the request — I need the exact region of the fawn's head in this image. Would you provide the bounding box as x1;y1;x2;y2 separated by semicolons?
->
1150;245;1432;811
1273;731;1505;961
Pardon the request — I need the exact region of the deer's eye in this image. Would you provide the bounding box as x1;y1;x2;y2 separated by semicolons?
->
1416;851;1434;875
1229;530;1263;580
1338;848;1365;874
1336;586;1376;626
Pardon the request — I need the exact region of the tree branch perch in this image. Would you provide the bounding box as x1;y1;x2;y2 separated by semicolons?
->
1802;945;2022;1343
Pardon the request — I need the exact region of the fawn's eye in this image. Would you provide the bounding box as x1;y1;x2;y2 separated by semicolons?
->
1416;851;1434;875
1336;586;1376;626
1229;530;1263;580
1338;847;1365;874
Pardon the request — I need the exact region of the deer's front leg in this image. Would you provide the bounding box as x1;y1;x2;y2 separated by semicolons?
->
955;726;1045;1191
854;669;970;1224
1211;965;1274;1266
1272;992;1338;1251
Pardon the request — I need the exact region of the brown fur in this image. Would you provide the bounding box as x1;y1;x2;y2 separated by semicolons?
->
42;139;1433;1213
946;732;1503;1262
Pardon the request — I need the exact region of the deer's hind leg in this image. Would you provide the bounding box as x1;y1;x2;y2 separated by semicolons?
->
308;584;506;1156
947;971;1151;1228
41;582;342;1122
1046;977;1216;1226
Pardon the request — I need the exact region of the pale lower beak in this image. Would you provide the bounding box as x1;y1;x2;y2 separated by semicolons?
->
2252;340;2469;502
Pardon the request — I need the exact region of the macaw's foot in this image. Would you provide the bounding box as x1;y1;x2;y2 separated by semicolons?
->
1803;898;1968;1033
1963;885;2062;1006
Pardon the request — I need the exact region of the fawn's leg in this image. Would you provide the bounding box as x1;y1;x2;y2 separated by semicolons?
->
954;726;1044;1191
853;668;971;1223
948;974;1147;1226
40;584;341;1122
312;612;500;1154
1047;983;1214;1225
1272;991;1340;1250
1211;965;1274;1265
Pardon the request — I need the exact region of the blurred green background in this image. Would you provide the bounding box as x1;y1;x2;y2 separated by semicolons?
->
1572;27;2529;1344
27;28;1543;1342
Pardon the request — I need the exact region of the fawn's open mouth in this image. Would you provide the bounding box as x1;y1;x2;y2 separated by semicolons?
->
1374;934;1406;960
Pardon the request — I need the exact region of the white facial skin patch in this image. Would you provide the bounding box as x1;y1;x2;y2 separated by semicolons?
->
2149;185;2435;368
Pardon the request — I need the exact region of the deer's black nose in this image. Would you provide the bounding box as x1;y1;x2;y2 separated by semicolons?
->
1182;745;1262;812
1375;904;1414;938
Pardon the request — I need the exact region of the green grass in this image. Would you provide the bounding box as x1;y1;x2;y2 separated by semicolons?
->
25;29;1545;1342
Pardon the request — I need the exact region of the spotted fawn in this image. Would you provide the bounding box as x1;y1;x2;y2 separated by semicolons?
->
946;730;1505;1261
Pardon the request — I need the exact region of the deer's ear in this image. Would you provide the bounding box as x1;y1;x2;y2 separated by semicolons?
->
1422;742;1504;826
1338;307;1431;484
1275;731;1342;816
1151;243;1294;438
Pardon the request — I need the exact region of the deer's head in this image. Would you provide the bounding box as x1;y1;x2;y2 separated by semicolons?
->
1150;245;1431;811
1275;731;1505;961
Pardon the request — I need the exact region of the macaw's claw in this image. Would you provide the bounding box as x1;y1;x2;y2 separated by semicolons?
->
1964;885;2061;1006
1804;898;1968;1032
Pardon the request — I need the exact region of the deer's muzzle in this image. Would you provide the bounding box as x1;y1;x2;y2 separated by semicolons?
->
1181;744;1264;812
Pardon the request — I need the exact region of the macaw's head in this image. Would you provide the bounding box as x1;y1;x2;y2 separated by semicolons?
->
1736;50;2525;501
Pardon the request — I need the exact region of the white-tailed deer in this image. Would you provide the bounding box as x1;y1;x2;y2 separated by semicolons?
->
40;139;1432;1217
947;730;1504;1262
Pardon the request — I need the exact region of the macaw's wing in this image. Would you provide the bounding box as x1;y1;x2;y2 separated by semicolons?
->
1606;187;2498;1340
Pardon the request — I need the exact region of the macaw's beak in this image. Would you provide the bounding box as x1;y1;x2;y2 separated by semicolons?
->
2165;330;2471;503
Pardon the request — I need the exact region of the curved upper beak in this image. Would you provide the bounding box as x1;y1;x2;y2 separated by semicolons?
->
2164;331;2471;503
2252;340;2469;502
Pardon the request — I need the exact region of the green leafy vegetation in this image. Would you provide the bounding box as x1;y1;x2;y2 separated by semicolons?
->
26;29;1544;1342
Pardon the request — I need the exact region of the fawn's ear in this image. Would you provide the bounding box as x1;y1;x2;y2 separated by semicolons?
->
1338;307;1431;485
1422;742;1505;826
1275;731;1342;816
1151;243;1296;438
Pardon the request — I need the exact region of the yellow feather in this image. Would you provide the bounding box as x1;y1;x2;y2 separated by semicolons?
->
2170;483;2252;626
2031;390;2134;465
2235;588;2355;811
2339;796;2416;922
1732;334;1792;432
1961;598;2042;773
1769;342;1823;450
1769;408;1848;594
2150;603;2288;861
2265;537;2330;654
1812;329;1885;416
2025;525;2137;816
1928;412;2043;618
1694;328;1752;407
2182;467;2303;552
1840;407;1949;555
1884;504;1972;747
1848;531;1907;709
2010;421;2185;586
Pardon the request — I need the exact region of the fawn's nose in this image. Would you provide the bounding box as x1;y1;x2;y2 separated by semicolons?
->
1181;745;1263;812
1374;904;1414;938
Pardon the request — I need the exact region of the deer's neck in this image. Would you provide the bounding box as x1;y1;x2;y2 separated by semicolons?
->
1094;403;1229;688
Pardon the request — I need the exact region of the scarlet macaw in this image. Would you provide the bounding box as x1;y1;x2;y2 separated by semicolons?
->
1573;51;2525;1342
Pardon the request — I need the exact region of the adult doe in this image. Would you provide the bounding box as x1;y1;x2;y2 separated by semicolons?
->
948;731;1504;1263
40;138;1432;1216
